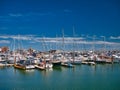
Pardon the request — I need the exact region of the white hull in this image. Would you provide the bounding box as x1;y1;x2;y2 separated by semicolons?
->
46;63;53;69
25;65;35;69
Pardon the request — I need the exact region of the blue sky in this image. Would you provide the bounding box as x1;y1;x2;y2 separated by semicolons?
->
0;0;120;50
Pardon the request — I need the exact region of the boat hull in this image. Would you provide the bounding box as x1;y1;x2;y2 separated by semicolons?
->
71;61;82;65
14;64;35;70
52;61;61;67
14;64;26;70
61;63;74;68
35;65;45;70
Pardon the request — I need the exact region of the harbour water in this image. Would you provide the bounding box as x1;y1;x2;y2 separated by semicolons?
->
0;64;120;90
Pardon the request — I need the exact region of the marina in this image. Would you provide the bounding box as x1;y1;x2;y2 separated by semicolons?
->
0;46;120;90
0;0;120;89
0;46;120;69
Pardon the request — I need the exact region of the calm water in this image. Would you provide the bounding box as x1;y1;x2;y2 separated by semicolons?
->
0;64;120;90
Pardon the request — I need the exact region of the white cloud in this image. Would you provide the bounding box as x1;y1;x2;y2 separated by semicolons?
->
0;35;34;40
9;13;23;17
29;41;36;44
27;12;54;16
110;36;120;39
61;40;119;45
0;40;10;44
34;37;85;43
12;36;31;40
33;37;120;45
0;35;10;39
0;35;120;46
94;41;119;45
0;12;55;22
8;12;55;18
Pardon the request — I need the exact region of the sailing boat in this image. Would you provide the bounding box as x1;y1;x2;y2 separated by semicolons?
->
52;35;62;66
35;37;53;70
34;60;46;70
14;56;35;70
61;29;74;68
13;35;35;70
52;53;62;66
70;27;82;65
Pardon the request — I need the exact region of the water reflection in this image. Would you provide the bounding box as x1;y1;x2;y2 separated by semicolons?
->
13;68;35;76
53;66;62;71
0;66;7;69
45;68;53;71
39;68;53;78
0;66;12;70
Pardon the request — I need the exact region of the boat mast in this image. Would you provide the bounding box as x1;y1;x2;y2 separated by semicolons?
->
92;35;96;54
55;34;58;50
62;28;65;60
101;36;106;53
104;36;106;52
72;26;75;63
13;38;16;64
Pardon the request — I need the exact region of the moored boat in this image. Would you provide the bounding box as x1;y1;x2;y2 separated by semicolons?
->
52;60;61;66
35;62;45;70
14;59;35;70
61;62;74;68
